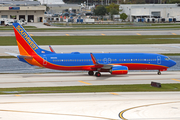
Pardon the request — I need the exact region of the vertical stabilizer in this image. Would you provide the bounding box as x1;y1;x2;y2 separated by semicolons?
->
13;23;40;56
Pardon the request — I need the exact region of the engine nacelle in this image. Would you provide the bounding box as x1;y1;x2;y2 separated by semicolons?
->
110;66;128;75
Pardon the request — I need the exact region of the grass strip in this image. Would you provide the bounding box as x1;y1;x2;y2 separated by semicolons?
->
1;35;180;46
0;26;180;31
162;53;180;56
0;84;180;94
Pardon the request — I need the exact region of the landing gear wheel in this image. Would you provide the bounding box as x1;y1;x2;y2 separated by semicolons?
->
88;71;94;76
157;71;161;75
95;72;101;77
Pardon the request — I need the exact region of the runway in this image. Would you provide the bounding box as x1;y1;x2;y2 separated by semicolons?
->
1;30;180;36
0;92;180;120
0;72;180;88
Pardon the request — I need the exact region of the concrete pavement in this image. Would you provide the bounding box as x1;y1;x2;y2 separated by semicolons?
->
1;44;180;56
0;92;180;120
0;72;179;88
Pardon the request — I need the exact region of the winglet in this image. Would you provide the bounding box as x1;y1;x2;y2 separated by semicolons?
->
49;45;55;53
90;53;99;65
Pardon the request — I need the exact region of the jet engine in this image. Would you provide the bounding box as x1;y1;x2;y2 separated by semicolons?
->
110;66;128;75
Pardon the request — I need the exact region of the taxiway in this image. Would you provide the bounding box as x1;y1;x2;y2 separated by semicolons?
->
0;92;180;120
1;30;180;36
0;72;179;88
1;44;180;56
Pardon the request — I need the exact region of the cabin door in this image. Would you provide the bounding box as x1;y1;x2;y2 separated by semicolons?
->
157;56;161;64
43;57;47;65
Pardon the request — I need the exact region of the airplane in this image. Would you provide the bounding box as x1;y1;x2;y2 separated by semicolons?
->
7;22;176;77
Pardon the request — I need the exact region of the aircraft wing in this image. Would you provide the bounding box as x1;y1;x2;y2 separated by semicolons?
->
90;53;128;75
90;53;113;69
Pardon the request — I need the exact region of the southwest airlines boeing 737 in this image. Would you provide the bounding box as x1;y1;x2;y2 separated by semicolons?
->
8;23;176;77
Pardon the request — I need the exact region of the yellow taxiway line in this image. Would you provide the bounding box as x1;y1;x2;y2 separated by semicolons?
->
15;94;21;97
110;92;118;95
78;81;92;85
0;109;114;120
172;33;177;35
119;101;180;120
172;79;180;82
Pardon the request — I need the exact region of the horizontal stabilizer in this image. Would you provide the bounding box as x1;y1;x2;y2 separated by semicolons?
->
5;52;18;57
18;55;33;60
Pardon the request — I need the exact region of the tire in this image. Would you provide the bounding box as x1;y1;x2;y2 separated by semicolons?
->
157;71;161;75
88;71;94;76
95;72;101;77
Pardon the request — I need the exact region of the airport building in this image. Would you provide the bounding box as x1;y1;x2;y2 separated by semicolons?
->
0;1;46;22
48;4;81;14
37;0;65;4
120;4;180;22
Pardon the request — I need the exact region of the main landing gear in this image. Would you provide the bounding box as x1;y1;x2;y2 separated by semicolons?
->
95;72;101;77
88;71;94;76
157;70;161;75
88;71;101;77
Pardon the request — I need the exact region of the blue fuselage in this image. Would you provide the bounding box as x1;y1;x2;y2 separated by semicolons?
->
40;52;176;71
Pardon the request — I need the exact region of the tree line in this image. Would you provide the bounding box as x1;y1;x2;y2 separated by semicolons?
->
94;3;128;21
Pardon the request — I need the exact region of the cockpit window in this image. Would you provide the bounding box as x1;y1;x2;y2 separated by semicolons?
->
165;57;170;60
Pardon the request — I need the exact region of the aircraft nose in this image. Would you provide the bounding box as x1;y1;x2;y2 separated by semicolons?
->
170;60;176;67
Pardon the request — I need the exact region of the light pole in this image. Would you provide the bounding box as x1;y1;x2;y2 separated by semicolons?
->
87;0;88;7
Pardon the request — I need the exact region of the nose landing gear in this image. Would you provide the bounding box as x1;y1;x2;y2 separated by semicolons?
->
157;71;161;75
